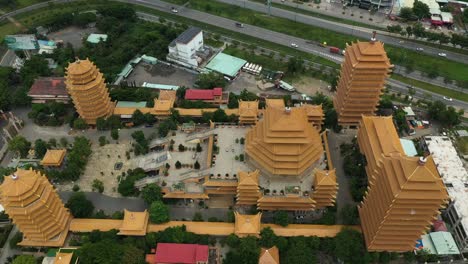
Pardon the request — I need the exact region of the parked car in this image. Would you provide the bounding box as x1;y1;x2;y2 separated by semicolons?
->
416;47;424;51
290;43;298;48
443;96;453;101
438;53;447;57
235;22;244;28
171;7;178;13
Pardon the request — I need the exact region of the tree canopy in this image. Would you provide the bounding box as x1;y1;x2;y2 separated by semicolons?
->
413;0;430;19
195;72;226;89
12;255;36;264
66;192;95;218
149;201;170;224
335;228;368;264
141;183;163;204
8;136;31;158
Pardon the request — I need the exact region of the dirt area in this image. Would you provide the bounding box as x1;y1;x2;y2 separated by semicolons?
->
57;141;133;197
126;63;198;87
291;75;333;97
226;72;291;96
47;26;97;49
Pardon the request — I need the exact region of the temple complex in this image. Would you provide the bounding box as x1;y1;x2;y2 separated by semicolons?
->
245;99;324;178
333;36;393;127
0;169;71;247
65;58;115;124
312;169;339;209
357;116;448;252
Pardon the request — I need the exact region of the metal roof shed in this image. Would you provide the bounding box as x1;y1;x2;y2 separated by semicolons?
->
86;34;108;44
205;53;247;78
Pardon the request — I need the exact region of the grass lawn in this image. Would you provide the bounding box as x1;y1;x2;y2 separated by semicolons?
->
1;0;48;12
161;0;468;85
204;37;224;48
223;46;288;72
392;74;468;102
0;22;19;40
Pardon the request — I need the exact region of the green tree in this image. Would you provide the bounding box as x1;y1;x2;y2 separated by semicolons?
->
122;244;145;264
141;183;163;204
79;239;123;264
284;237;318;264
92;179;104;193
60;137;69;148
287;57;305;75
259;227;278;248
175;161;182;169
406;26;413;38
196;143;202;152
399;7;415;21
96;117;108;130
212;109;228;122
195;72;226;89
335;228;368;264
463;8;468;23
73;118;88;130
34;139;48;159
99;136;107;146
273;210;289;227
193;212;204;221
9;231;23;249
132;109;145;126
194;160;200;169
178;144;185;152
12;255;36;264
340;204;359;225
149;201;170;224
66;192;94;218
111;129;119;140
412;22;426;38
8;135;31;158
413;0;430;19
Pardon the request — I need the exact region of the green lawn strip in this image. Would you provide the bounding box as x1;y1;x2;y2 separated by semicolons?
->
203;38;224;48
392;74;468;102
161;0;468;84
223;46;287;71
250;0;384;30
1;0;48;12
0;21;19;40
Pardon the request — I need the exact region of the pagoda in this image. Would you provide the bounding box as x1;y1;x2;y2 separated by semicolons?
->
357;116;448;252
333;33;393;127
0;169;71;247
65;58;115;125
312;169;339;209
245;99;324;177
238;100;259;125
236;170;261;205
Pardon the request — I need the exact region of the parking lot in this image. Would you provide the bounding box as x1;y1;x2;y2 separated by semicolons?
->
47;26;97;49
126;63;198;88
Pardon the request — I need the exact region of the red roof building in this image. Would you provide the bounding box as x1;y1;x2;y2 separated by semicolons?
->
184;88;228;105
146;243;209;264
28;77;70;104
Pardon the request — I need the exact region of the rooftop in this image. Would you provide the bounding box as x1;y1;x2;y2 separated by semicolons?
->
170;27;202;46
28;77;68;96
185;88;223;100
424;136;468;236
118;209;149;236
234;212;262;237
421;232;460;255
142;82;180;90
40;149;67;167
4;34;38;50
116;101;147;108
400;139;418;157
205;53;247;78
259;246;280;264
86;33;108;44
152;243;208;264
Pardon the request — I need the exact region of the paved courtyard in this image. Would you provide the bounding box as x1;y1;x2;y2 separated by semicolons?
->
126;63;198;87
47;26;97;49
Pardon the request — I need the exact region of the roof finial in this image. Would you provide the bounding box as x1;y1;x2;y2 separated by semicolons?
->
75;57;80;63
371;31;377;43
11;173;18;180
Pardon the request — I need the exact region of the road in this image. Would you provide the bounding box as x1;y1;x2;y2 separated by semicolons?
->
222;0;468;64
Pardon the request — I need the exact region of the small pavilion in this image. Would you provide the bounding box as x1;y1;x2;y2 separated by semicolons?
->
234;212;262;237
41;149;67;167
118;209;149;236
259;246;280;264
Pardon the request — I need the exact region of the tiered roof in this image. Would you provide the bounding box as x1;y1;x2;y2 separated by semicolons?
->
203;176;237;195
234;212;262;237
245;101;323;176
238;100;258;124
153;90;176;116
259;246;280;264
40;149;66;167
333;41;393;126
28;77;68;97
118;209;149;236
302;104;325;130
357;116;448;252
236;170;261;205
312;169;339;209
0;169;71;247
65;58;115;124
257;195;316;211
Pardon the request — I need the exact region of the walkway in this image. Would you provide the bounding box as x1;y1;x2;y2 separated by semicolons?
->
59;192;146;214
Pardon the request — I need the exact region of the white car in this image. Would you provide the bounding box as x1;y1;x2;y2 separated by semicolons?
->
443;96;453;101
438;53;447;57
171;7;178;13
416;47;424;51
290;43;298;48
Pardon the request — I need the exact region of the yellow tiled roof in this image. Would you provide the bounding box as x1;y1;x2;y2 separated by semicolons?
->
259;246;280;264
118;209;149;236
159;90;176;101
41;149;66;166
113;107;152;116
234;212;262;237
54;252;73;264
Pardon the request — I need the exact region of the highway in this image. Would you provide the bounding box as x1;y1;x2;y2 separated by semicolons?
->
221;0;468;64
0;0;466;109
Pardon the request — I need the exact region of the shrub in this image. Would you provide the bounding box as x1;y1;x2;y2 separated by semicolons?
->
178;144;185;152
99;136;107;146
239;154;244;162
72;185;80;192
194;161;200;170
175;161;182;169
92;179;104;193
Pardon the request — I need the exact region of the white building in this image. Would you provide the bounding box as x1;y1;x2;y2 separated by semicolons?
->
425;136;468;253
167;27;204;68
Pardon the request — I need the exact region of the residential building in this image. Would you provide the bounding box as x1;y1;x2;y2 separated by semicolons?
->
333;37;393;127
424;136;468;253
0;169;71;247
28;77;70;104
65;58;115;125
184;88;229;106
245;99;324;177
167;27;204;68
357;116;448;252
145;243;209;264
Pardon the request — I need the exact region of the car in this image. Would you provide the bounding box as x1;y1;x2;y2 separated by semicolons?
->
290;43;298;48
443;96;453;101
416;47;424;51
438;53;447;57
235;22;244;28
171;7;178;13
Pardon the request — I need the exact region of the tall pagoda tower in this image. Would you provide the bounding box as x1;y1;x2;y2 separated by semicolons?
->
65;58;115;125
312;169;339;209
0;169;71;247
333;33;393;127
357;116;448;252
236;170;261;205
